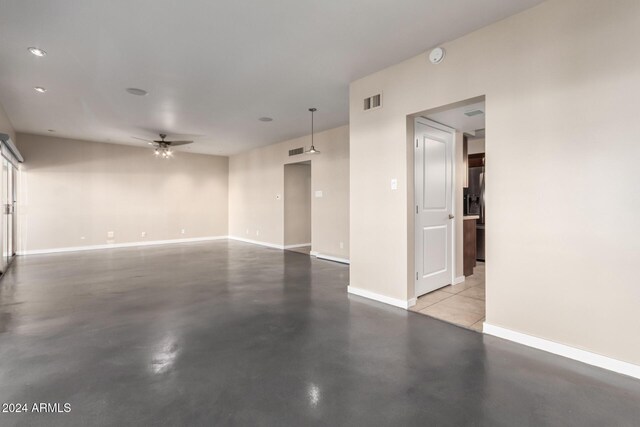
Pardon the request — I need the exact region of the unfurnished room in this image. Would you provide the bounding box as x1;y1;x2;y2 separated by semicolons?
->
0;0;639;425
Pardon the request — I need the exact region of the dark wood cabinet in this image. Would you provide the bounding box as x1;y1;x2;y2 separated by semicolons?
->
463;218;477;277
468;153;485;168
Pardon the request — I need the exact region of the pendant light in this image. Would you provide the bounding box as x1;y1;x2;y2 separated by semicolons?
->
306;108;320;154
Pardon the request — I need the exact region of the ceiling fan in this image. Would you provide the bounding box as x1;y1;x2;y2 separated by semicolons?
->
133;133;194;158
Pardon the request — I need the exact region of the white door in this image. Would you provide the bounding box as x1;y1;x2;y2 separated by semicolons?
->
415;118;454;297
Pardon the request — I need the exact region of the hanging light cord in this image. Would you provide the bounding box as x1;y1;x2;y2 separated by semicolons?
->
308;107;317;152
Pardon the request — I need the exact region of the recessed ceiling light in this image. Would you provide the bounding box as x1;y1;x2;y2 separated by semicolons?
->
259;117;273;122
126;88;148;96
28;47;47;57
34;86;47;93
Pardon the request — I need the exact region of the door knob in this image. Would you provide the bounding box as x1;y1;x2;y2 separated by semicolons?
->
448;214;455;219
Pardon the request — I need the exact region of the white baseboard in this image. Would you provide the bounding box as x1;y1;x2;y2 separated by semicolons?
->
309;251;349;265
227;236;284;250
283;243;312;249
348;286;414;309
316;253;350;265
454;275;465;285
483;323;640;380
17;236;228;256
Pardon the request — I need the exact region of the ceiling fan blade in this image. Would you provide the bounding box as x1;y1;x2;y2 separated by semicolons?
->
167;141;193;146
132;136;155;144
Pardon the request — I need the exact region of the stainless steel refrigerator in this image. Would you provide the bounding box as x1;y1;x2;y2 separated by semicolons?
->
467;166;485;261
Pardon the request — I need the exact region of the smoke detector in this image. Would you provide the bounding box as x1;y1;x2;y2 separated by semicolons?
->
429;47;446;64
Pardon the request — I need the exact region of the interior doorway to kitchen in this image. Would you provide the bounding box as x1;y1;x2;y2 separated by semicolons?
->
283;161;312;255
410;97;486;331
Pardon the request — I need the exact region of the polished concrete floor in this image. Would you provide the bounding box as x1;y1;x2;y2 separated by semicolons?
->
285;245;312;255
0;241;639;426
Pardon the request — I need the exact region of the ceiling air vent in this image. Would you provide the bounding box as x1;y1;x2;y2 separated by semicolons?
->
289;147;304;156
464;109;484;117
364;93;382;111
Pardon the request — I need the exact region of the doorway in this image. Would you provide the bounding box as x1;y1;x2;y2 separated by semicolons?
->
284;161;312;255
410;98;486;331
0;146;18;275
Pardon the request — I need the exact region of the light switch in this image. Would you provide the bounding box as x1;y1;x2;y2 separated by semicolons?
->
391;179;398;190
315;190;323;198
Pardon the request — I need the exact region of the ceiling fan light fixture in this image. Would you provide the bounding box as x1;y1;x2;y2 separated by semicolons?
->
137;133;193;158
157;147;173;159
305;107;320;155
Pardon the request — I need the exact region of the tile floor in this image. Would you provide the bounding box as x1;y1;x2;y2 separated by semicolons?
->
410;262;485;331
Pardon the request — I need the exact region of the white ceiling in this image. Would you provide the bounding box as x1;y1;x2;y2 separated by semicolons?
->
426;101;486;134
0;0;543;156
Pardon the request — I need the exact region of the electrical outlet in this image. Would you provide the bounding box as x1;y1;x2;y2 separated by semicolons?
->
181;229;186;235
391;178;398;190
315;190;323;198
107;231;114;238
141;231;146;238
339;242;344;249
256;230;260;236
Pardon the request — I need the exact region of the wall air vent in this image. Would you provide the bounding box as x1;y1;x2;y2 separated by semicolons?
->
464;109;484;117
363;93;382;111
289;147;305;156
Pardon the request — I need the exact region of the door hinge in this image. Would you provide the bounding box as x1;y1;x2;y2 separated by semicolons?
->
416;205;419;214
416;272;419;280
416;139;418;148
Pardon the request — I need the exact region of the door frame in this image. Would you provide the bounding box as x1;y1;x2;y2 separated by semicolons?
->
282;160;313;250
413;117;457;297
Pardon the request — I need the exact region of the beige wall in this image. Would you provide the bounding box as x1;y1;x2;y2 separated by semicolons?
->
17;133;228;252
0;101;16;142
284;163;311;246
468;138;485;155
350;0;640;364
229;125;349;259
